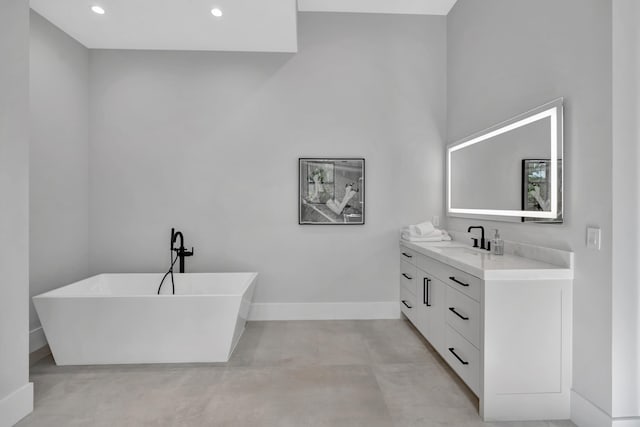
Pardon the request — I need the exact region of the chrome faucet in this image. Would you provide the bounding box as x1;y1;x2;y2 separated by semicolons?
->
467;225;490;251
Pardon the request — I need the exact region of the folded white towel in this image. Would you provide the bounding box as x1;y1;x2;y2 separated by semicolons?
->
401;228;451;242
401;227;443;238
402;234;451;242
409;221;435;236
402;234;452;242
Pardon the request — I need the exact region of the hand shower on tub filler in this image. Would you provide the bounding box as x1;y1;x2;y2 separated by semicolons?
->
157;228;195;295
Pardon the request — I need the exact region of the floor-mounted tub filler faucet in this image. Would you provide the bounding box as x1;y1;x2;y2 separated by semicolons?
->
157;228;195;295
171;228;194;274
467;225;490;251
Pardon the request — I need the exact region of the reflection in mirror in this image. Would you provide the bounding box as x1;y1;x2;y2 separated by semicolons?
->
447;99;563;223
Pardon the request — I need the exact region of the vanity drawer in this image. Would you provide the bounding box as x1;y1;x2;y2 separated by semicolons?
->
419;255;481;302
444;326;480;396
445;267;481;302
446;286;480;348
400;260;417;295
400;287;418;325
399;247;418;265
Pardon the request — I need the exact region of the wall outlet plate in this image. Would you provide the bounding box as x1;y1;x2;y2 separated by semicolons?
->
586;227;601;250
432;215;440;227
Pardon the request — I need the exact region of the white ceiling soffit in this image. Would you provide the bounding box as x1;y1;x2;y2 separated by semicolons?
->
29;0;298;52
298;0;458;15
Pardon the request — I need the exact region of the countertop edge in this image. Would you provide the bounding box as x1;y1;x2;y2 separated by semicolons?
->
400;240;574;281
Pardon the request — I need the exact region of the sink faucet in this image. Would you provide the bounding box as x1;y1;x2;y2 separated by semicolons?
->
467;226;490;251
171;228;194;273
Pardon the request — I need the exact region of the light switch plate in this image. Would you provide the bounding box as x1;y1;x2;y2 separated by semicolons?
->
586;227;601;250
432;215;440;227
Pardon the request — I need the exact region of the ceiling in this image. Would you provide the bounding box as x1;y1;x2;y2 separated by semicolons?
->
29;0;458;53
29;0;299;52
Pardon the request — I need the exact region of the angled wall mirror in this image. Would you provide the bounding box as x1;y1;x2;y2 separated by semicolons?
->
447;99;564;223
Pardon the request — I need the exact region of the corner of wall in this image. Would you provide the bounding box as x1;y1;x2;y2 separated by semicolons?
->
0;0;33;424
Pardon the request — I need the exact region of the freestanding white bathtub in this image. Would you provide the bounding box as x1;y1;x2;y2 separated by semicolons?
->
33;273;257;365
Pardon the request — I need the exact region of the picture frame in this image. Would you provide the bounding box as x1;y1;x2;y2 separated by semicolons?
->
521;159;563;223
298;158;365;225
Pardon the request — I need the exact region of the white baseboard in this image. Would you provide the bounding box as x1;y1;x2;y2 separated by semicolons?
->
249;301;400;321
0;383;33;427
613;419;640;427
29;326;47;353
571;390;640;427
571;390;612;427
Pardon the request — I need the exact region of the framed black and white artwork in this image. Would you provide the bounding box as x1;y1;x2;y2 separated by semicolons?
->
298;158;365;225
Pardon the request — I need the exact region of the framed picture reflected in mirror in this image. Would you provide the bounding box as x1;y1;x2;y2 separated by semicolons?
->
521;159;563;223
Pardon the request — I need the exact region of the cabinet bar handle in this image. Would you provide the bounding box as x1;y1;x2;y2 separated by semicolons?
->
448;348;469;365
449;276;470;287
448;307;469;320
401;252;413;259
402;273;412;280
423;277;431;307
401;300;412;309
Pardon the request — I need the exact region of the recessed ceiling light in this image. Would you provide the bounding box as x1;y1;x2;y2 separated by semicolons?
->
91;5;105;15
211;8;223;17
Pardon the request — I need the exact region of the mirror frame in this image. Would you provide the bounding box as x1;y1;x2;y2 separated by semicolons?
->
446;98;564;221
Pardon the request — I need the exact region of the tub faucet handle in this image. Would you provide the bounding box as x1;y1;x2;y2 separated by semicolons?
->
176;246;194;257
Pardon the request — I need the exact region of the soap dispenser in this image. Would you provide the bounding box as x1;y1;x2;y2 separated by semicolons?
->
492;229;504;255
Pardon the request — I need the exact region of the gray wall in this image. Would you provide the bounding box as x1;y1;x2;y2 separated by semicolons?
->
612;0;640;418
447;0;613;417
0;0;31;421
88;13;446;306
29;12;90;332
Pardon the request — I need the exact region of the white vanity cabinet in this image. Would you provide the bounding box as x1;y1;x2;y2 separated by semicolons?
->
399;241;573;422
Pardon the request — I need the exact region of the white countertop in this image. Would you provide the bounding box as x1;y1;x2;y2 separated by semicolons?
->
400;240;574;280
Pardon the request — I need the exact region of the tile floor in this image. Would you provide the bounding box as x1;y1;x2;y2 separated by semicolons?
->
19;320;576;427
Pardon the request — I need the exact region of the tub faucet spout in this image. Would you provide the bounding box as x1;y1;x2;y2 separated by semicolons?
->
171;228;194;273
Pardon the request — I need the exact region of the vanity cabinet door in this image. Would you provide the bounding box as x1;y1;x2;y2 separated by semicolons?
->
416;270;446;355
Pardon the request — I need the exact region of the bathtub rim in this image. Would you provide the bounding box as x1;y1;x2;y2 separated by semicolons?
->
32;272;258;299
